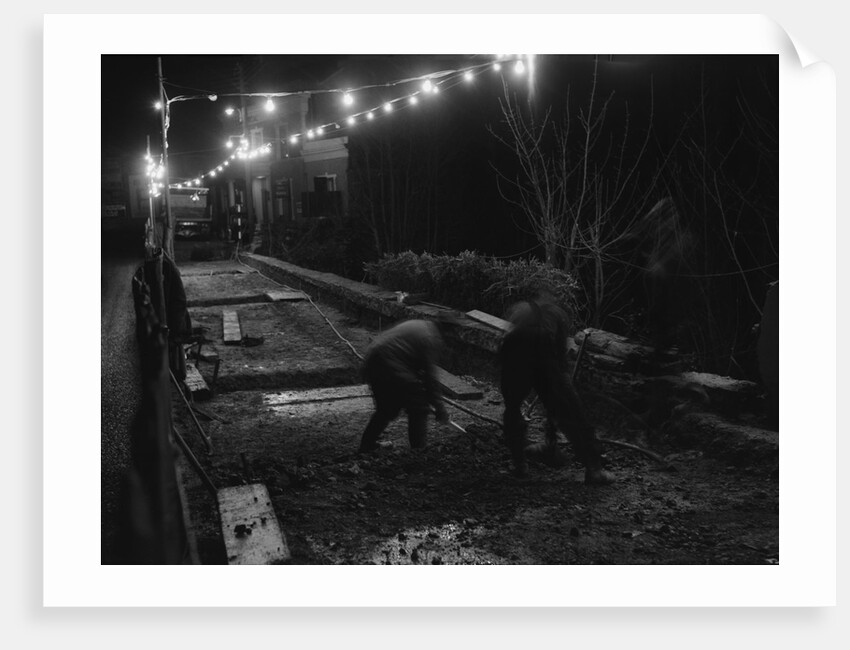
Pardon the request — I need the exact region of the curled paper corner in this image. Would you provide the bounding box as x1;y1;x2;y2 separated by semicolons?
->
763;14;829;70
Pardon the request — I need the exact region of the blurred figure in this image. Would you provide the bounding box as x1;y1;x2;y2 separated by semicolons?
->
631;198;693;370
500;296;614;484
359;319;450;453
161;254;192;382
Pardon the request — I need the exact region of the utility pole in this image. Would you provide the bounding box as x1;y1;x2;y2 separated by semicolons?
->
145;135;157;251
158;56;174;259
238;62;254;246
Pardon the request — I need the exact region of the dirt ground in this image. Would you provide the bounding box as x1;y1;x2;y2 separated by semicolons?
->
172;275;779;566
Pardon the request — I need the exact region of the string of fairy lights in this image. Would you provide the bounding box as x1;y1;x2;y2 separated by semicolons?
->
146;55;535;196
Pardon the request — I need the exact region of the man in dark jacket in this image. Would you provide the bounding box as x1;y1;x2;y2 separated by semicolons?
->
359;319;449;453
500;296;614;484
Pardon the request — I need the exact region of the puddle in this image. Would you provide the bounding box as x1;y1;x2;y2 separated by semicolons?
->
325;522;511;565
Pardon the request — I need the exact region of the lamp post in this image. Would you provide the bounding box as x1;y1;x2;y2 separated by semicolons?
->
224;102;254;247
157;57;174;259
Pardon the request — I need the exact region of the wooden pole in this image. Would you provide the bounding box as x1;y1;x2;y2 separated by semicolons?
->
158;57;174;259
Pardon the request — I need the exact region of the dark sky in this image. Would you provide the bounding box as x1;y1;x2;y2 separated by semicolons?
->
101;54;778;206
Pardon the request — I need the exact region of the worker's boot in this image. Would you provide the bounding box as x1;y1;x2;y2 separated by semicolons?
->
359;412;392;453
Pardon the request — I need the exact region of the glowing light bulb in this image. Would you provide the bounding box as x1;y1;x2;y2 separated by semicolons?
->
347;116;356;126
225;107;235;116
514;60;525;74
226;140;233;148
208;94;218;101
290;135;298;144
210;171;217;177
464;71;474;82
317;126;325;135
265;98;275;112
383;102;393;112
217;166;223;171
343;92;354;106
154;101;162;110
410;95;419;105
367;112;375;120
493;62;502;71
307;129;315;139
422;79;433;93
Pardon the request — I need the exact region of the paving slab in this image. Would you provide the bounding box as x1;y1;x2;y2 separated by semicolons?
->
435;366;484;400
265;290;307;302
218;484;290;565
222;310;243;345
465;309;512;332
184;364;211;400
264;384;372;406
182;270;280;307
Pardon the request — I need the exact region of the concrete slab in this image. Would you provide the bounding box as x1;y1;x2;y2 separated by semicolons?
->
178;261;257;276
182;271;280;308
184;364;211;399
465;309;512;332
217;484;290;565
264;384;372;406
265;290;307;302
222;310;242;345
435;366;484;400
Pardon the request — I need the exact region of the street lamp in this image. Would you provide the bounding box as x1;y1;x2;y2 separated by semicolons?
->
224;106;243;123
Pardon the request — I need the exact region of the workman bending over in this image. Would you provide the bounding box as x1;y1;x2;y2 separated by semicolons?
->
359;319;450;453
500;296;614;484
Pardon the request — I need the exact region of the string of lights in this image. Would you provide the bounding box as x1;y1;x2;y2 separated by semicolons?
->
147;55;534;191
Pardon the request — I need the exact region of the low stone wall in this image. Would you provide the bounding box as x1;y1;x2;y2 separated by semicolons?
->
239;254;774;456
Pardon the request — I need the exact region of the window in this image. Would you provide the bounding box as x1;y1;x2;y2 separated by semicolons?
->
250;127;264;149
314;174;337;193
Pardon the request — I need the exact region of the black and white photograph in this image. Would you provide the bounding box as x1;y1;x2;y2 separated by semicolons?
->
32;11;838;622
101;50;781;567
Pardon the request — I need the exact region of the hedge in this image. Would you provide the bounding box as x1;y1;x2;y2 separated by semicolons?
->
363;250;579;321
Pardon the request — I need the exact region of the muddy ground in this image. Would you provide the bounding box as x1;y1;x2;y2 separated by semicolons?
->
172;262;778;565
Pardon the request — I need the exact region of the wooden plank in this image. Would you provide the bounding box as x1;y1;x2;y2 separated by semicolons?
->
217;484;290;565
183;364;211;400
222;310;242;345
265;290;307;302
264;384;372;406
465;309;512;332
435;366;484;400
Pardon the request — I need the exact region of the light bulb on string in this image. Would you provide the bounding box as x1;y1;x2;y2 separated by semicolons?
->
347;116;356;126
307;129;315;139
422;79;433;93
493;62;502;71
317;126;325;135
409;95;419;105
366;112;375;120
343;92;354;106
290;135;298;144
464;70;474;82
514;59;525;74
383;102;393;112
265;97;275;112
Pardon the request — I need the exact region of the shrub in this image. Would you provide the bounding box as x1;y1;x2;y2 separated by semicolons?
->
364;251;580;322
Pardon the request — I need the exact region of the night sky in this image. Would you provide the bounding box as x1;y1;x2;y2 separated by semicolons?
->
101;54;778;259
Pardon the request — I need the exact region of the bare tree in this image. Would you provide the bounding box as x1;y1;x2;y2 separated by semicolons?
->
490;56;657;327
